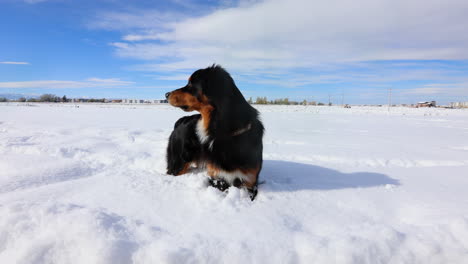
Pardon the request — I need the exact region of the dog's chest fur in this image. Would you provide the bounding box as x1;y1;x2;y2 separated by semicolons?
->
196;118;214;150
196;118;209;143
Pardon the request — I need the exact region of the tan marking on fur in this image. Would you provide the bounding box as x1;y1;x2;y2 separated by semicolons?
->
168;90;213;127
240;167;260;188
176;163;191;176
207;164;260;189
198;98;213;131
168;89;198;111
207;163;220;178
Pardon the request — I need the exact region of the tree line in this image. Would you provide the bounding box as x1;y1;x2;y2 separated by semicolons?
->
1;94;332;106
248;97;329;106
0;94;107;103
0;94;68;103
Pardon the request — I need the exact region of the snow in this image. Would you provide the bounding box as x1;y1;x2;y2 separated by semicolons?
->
1;103;468;263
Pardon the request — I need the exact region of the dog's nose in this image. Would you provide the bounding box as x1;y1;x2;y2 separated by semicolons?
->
165;92;171;99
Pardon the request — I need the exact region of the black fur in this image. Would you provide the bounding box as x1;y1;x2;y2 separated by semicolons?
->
166;115;202;175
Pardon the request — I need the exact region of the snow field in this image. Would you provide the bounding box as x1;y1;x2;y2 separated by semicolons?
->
1;103;468;263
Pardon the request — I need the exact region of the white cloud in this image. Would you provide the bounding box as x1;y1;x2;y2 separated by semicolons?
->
23;0;48;4
149;74;193;81
403;83;468;96
88;10;184;31
0;61;30;65
0;78;134;89
93;0;468;74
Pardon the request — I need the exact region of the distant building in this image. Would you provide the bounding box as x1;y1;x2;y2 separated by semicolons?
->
450;102;468;108
151;99;168;104
416;101;436;108
122;99;168;104
122;99;139;104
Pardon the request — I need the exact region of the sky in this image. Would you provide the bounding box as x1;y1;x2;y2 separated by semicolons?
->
1;0;468;105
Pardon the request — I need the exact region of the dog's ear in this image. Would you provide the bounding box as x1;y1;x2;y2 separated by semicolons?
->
202;65;236;101
201;65;258;135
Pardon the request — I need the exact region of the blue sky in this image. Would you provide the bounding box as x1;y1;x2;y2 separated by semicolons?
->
1;0;468;104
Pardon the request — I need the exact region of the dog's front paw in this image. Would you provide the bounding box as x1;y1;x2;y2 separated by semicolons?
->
248;185;258;201
208;178;230;192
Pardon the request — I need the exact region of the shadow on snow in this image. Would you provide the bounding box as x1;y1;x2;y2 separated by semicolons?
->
260;160;399;192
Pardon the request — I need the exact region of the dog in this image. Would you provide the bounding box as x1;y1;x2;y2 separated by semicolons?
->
165;65;264;200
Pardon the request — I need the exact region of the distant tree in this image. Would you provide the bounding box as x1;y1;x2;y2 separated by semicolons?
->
27;98;37;102
39;94;56;102
318;102;325;106
255;96;268;104
273;98;290;105
310;101;317;106
0;97;8;102
62;95;67;102
87;98;104;103
251;97;307;105
247;97;253;104
18;97;27;102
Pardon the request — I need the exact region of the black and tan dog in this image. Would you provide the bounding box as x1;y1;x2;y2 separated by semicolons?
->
165;65;264;200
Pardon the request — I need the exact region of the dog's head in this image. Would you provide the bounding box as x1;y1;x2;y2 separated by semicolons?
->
166;65;257;135
165;65;240;113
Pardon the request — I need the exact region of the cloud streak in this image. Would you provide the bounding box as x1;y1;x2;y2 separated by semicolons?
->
0;61;30;65
0;78;134;89
402;83;468;96
23;0;48;4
